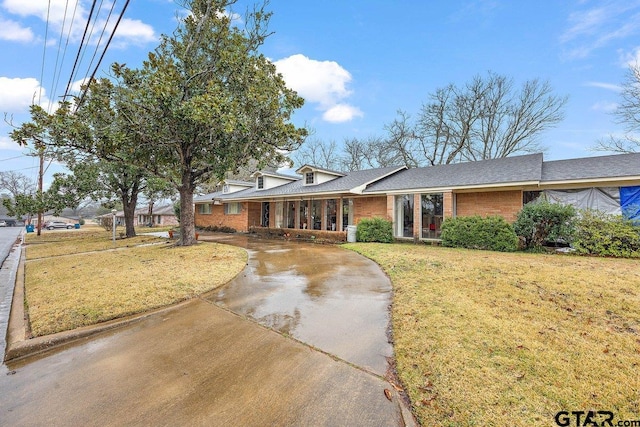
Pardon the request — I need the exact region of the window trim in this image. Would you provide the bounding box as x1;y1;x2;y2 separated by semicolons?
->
305;172;314;185
198;203;212;215
257;176;264;189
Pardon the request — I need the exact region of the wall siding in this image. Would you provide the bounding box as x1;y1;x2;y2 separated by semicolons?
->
455;190;522;222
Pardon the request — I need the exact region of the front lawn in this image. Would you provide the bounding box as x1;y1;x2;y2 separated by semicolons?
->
345;243;640;427
24;230;247;337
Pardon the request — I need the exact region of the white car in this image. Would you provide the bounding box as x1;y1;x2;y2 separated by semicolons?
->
0;220;6;227
45;221;74;230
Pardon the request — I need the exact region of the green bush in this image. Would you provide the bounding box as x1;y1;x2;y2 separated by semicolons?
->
440;216;518;252
514;201;577;249
356;217;393;243
573;210;640;258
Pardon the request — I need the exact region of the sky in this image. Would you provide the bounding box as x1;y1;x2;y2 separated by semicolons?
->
1;0;639;188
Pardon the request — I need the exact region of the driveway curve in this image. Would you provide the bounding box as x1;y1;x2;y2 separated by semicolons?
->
201;233;393;376
1;232;412;426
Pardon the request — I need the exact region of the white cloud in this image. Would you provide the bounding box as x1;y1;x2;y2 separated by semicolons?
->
585;81;622;91
0;77;50;112
621;47;640;67
0;17;34;42
322;104;363;123
560;2;640;59
0;134;23;151
106;18;157;46
1;0;156;48
274;54;362;123
591;101;618;112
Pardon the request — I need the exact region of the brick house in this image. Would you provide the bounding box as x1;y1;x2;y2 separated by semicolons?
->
194;153;640;241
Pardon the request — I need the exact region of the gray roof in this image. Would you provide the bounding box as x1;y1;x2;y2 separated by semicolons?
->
541;152;640;182
218;166;405;200
193;191;224;202
364;154;543;193
224;179;253;186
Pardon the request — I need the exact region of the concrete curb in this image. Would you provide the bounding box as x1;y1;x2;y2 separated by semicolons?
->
3;244;195;363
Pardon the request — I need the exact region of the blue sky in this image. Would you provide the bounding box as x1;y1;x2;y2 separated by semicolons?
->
1;0;639;187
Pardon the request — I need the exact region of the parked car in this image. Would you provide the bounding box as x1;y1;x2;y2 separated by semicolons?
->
45;221;74;230
0;220;6;227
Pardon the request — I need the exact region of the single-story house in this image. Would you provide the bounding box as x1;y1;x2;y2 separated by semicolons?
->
193;152;640;241
136;204;179;227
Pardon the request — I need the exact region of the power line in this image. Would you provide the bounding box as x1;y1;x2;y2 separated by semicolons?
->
62;0;99;102
76;0;132;109
47;0;70;113
39;0;52;107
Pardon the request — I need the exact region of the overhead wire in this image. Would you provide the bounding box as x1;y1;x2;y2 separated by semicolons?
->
79;0;118;87
76;0;132;109
70;0;106;91
62;0;99;102
38;0;52;108
49;0;80;111
47;0;70;113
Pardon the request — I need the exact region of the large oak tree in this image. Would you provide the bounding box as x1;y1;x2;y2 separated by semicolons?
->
108;0;306;245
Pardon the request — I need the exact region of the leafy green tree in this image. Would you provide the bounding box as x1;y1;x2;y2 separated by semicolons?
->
107;0;307;245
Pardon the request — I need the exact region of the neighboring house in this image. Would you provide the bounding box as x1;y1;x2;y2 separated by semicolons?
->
193;153;640;241
136;204;179;227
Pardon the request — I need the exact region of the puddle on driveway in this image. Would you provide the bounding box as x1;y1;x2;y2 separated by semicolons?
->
203;234;393;375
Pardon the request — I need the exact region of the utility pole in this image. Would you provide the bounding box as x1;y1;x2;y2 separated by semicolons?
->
36;149;44;236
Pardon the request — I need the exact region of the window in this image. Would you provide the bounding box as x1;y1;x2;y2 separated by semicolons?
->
421;193;443;239
311;200;322;230
395;195;414;238
299;200;308;229
286;201;296;228
325;199;337;231
223;184;229;193
342;198;353;230
305;172;314;185
224;202;241;215
275;201;284;228
198;203;212;214
257;176;264;189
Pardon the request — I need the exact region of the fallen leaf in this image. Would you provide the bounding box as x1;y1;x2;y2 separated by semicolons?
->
384;389;392;401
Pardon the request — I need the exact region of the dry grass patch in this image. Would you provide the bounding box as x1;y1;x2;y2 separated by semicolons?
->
25;240;246;337
25;229;165;259
345;243;640;427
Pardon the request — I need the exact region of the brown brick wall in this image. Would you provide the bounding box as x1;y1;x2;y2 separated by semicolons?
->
455;190;523;222
194;202;251;232
247;202;262;228
354;196;389;224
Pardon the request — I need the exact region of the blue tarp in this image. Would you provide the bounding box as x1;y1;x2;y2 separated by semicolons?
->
620;186;640;220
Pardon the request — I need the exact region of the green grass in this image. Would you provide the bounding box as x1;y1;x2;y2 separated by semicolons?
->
345;242;640;427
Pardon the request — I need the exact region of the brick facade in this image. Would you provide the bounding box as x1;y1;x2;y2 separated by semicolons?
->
195;202;252;232
353;196;388;224
455;190;523;222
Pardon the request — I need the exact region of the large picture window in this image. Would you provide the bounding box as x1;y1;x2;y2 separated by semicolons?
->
311;200;322;230
325;199;337;231
299;200;309;229
395;194;414;238
342;198;353;231
286;201;296;228
421;193;443;239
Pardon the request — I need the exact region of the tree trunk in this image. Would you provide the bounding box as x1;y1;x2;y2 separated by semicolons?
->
178;172;197;246
121;191;138;238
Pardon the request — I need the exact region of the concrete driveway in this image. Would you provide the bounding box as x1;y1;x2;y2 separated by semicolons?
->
1;233;414;426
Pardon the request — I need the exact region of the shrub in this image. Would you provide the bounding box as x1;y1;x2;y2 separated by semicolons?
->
573;210;640;258
440;215;518;252
514;201;577;249
356;217;393;243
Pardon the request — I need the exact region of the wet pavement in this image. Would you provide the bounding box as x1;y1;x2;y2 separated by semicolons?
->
0;227;23;359
202;233;393;375
0;232;412;426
